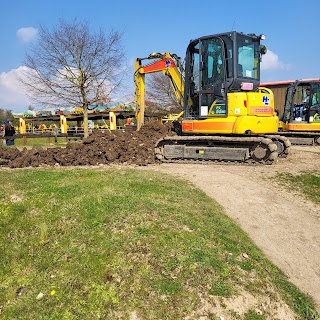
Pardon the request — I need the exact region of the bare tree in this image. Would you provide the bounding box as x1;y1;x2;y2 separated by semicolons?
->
146;73;183;114
21;19;126;138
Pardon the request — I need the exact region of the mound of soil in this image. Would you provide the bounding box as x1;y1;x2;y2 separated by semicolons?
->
0;121;175;168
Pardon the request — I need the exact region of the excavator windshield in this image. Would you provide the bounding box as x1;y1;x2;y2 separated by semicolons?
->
282;82;320;122
237;34;260;80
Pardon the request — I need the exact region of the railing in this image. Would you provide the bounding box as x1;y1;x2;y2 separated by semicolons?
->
3;125;138;146
3;133;84;145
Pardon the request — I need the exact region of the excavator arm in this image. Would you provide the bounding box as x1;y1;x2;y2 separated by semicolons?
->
134;52;184;130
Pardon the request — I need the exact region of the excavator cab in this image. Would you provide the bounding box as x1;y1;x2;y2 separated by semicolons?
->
184;32;267;120
281;80;320;123
277;79;320;145
310;83;320;122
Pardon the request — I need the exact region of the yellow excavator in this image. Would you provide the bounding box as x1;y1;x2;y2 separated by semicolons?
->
134;31;290;163
278;79;320;145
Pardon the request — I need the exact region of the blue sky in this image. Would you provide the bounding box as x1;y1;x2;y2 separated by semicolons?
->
0;0;318;112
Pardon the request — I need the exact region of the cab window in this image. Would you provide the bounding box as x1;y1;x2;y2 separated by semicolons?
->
237;35;259;80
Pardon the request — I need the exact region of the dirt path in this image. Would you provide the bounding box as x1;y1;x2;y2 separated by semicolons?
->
152;146;320;311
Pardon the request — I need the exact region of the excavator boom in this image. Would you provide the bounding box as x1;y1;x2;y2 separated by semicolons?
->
134;52;184;130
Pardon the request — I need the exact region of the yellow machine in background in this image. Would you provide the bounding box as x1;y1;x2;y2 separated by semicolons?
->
277;79;320;145
134;32;290;163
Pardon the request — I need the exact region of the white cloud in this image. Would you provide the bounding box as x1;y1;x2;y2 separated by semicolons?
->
16;27;38;43
0;66;116;112
0;67;32;112
261;50;293;71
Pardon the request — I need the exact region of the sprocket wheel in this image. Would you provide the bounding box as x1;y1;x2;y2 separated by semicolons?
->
251;139;278;163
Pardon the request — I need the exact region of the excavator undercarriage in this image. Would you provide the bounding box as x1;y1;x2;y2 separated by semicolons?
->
155;136;279;164
277;131;320;146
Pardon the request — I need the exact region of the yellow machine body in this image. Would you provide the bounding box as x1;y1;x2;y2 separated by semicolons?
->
134;54;278;135
280;121;320;132
182;90;278;135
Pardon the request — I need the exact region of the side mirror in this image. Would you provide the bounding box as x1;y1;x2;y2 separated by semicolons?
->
258;45;267;55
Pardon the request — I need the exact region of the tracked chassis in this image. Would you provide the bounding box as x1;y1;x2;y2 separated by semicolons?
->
155;136;283;164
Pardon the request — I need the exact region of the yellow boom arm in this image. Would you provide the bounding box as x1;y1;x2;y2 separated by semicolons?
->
134;52;184;130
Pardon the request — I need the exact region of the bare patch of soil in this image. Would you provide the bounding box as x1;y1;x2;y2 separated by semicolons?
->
0;121;174;168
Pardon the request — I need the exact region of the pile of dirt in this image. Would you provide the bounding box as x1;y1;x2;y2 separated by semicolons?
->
0;121;175;168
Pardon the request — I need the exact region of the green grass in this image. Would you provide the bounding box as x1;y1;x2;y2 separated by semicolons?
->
244;310;265;320
276;171;320;205
0;168;319;319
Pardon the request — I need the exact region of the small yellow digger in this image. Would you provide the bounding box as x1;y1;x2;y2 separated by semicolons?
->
134;31;291;163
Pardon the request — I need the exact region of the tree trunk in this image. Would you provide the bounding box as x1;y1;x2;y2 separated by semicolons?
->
83;107;89;138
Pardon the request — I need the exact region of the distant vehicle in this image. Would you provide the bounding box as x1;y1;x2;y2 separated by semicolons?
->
263;79;320;145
